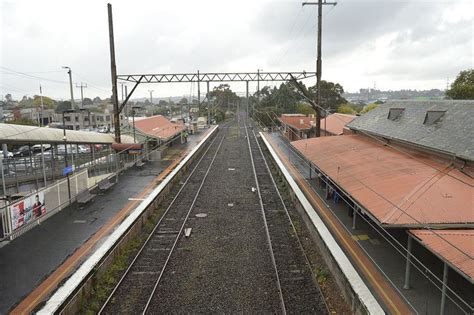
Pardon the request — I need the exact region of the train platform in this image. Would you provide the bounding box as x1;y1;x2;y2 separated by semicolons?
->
263;131;465;314
0;128;212;314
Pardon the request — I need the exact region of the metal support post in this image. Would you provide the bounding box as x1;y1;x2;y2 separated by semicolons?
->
352;206;357;230
440;263;449;315
403;235;413;289
40;144;47;187
1;156;6;197
246;80;249;117
197;70;201;112
207;81;210;125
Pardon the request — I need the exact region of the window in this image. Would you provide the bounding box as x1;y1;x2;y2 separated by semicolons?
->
387;108;404;121
423;110;446;125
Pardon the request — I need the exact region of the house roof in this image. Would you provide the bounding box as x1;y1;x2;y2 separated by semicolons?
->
278;114;315;131
134;115;185;141
409;230;474;282
347;100;474;161
292;134;474;227
321;113;356;135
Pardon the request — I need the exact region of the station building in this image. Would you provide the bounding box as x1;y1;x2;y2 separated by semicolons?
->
290;100;474;314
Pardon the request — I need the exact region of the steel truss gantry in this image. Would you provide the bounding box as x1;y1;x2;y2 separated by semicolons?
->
117;71;316;118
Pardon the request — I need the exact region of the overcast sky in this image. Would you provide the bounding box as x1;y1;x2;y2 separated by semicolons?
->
0;0;473;101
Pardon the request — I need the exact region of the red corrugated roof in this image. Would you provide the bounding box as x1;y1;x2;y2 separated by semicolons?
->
410;230;474;281
292;135;474;226
321;113;356;135
134;115;185;140
279;114;314;131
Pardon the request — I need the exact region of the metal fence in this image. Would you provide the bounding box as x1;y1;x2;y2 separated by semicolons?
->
0;169;88;241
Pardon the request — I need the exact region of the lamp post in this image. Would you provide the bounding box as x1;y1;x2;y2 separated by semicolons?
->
62;66;75;110
62;109;75;203
132;106;141;143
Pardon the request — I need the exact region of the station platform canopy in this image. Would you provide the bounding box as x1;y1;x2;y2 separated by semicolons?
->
0;124;134;144
292;134;474;228
410;229;474;283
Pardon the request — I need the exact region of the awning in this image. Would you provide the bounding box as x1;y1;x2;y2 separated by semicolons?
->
292;135;474;227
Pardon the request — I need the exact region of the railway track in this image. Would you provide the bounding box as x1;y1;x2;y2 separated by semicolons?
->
245;118;329;314
99;125;228;314
98;117;327;313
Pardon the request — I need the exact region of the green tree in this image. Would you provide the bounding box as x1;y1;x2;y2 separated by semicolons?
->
55;101;72;113
446;69;474;99
209;84;240;112
32;95;56;109
308;80;347;111
337;104;357;114
295;103;316;115
83;98;93;106
360;103;379;114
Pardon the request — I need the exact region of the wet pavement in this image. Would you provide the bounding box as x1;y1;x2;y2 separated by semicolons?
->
0;131;208;314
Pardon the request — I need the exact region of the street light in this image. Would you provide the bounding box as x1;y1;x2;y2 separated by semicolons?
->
61;109;75;203
132;105;141;143
62;66;75;110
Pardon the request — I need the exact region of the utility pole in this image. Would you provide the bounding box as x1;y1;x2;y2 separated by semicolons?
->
206;81;210;125
76;82;88;109
148;90;154;104
302;0;336;137
62;66;75;110
107;3;120;143
39;84;44;126
246;81;249;117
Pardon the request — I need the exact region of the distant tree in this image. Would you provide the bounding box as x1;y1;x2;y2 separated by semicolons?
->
295;103;316;116
158;100;168;107
83;97;93;106
179;97;188;104
446;69;474;99
19;95;34;107
308;80;347;111
337;104;357;114
360;103;379;114
5;94;13;104
55;101;72;113
32;95;55;109
93;96;102;104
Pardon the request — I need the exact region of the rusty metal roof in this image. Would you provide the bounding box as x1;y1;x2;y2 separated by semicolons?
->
321;113;356;135
410;230;474;282
134;115;185;141
278;114;314;131
292;135;474;227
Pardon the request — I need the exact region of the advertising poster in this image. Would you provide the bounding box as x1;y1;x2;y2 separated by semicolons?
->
10;192;46;231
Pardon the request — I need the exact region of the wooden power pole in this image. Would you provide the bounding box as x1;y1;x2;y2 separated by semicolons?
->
108;3;120;143
303;0;336;137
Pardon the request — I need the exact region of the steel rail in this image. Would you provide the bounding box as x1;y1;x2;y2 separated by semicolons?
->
98;127;225;314
251;128;330;314
243;116;287;315
141;125;229;314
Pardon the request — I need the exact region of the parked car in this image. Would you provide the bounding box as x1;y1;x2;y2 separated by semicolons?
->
13;146;31;157
31;144;52;154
